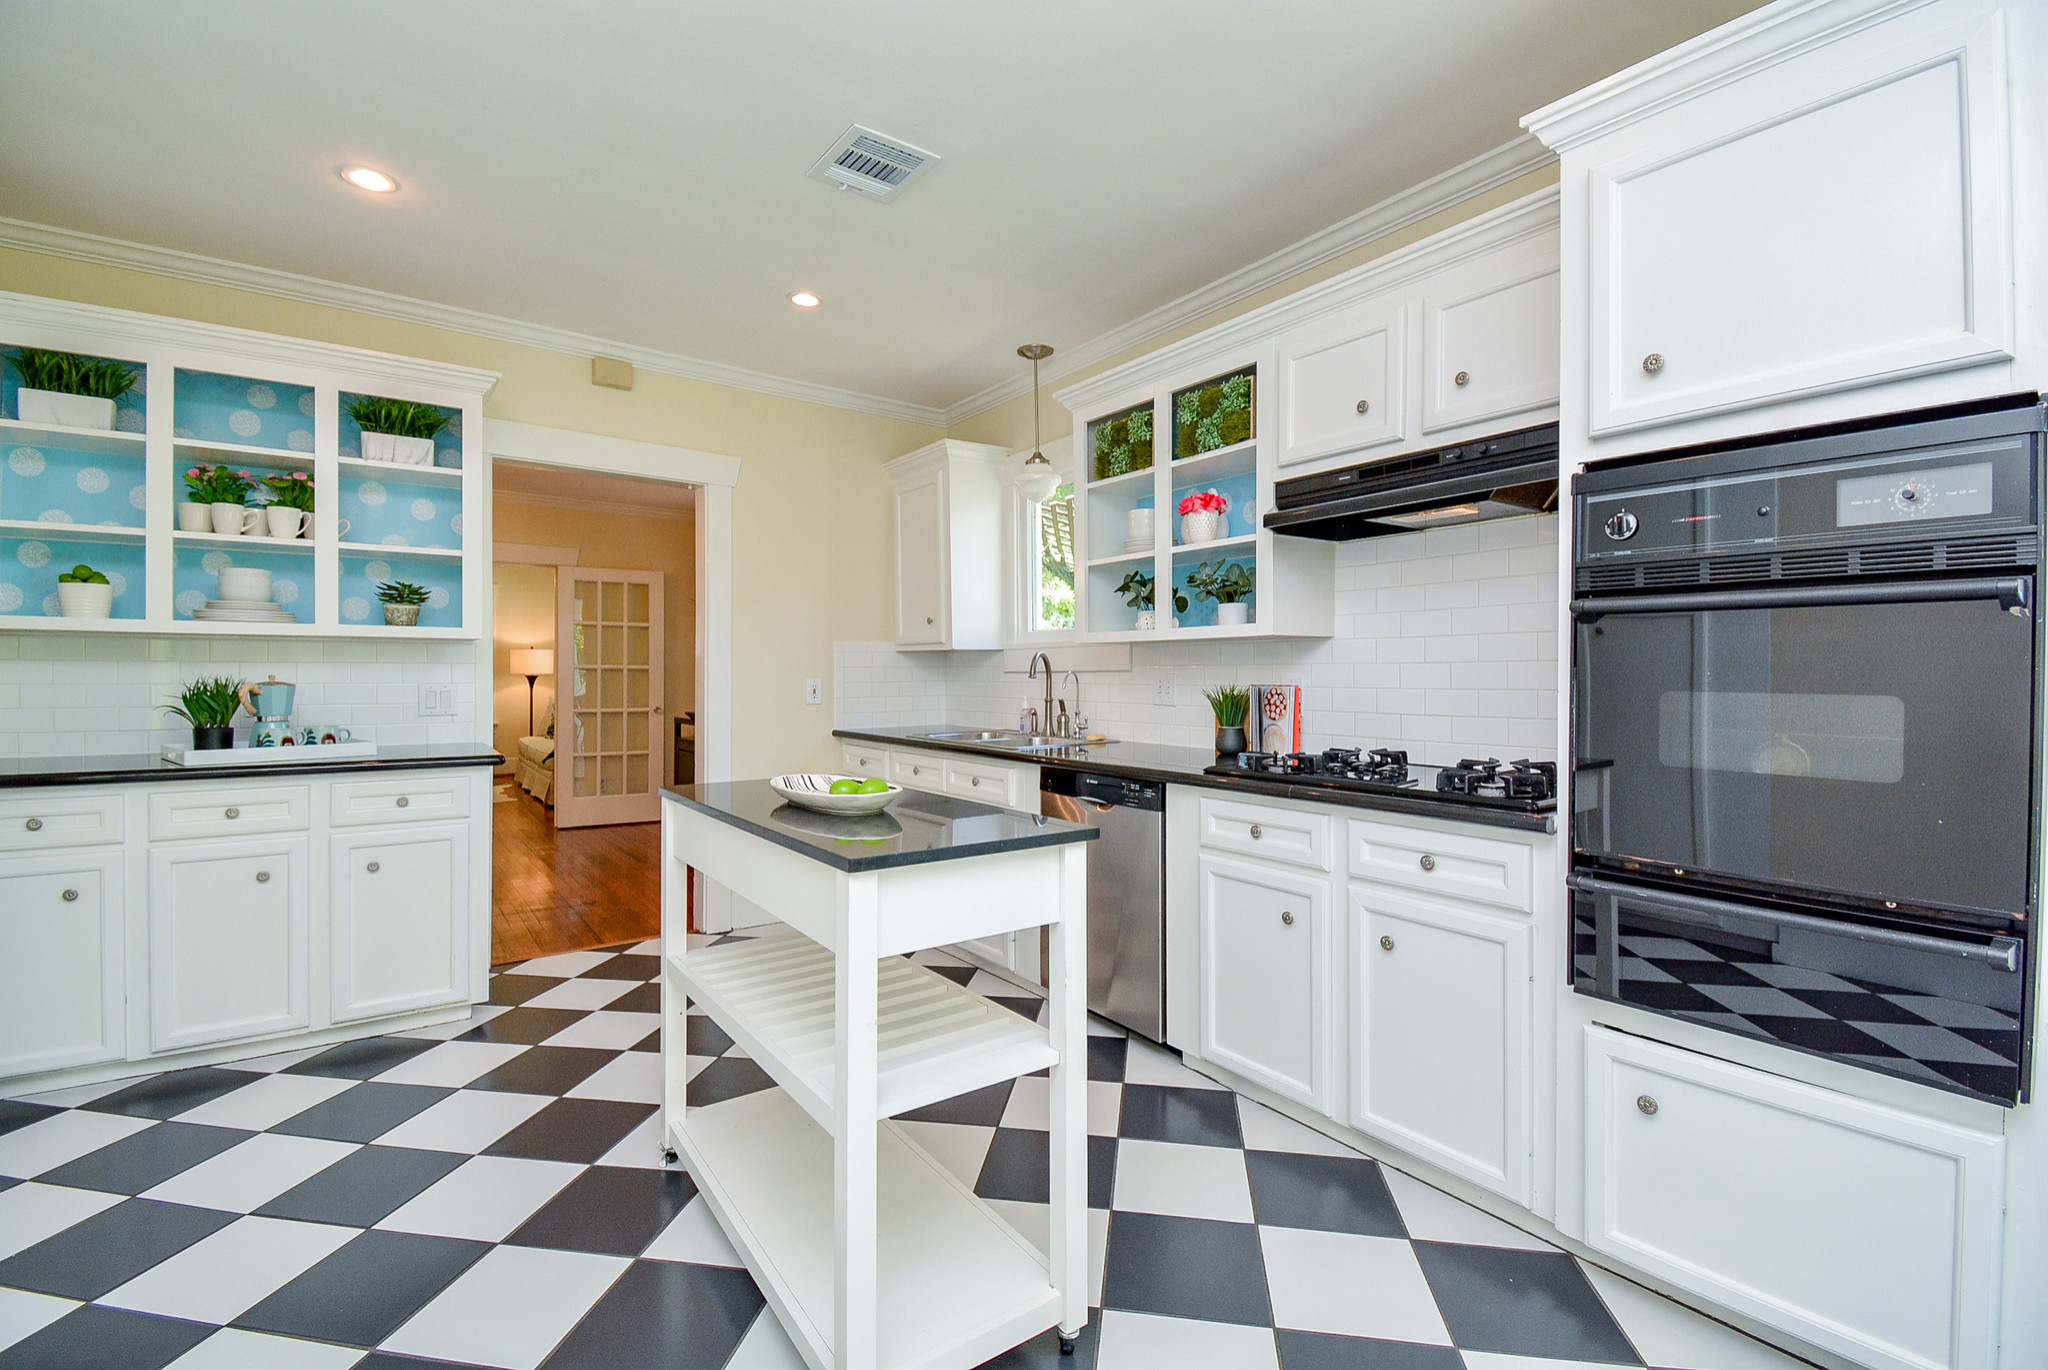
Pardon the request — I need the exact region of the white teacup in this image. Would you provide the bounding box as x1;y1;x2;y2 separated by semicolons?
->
210;502;262;536
335;519;350;539
265;506;304;539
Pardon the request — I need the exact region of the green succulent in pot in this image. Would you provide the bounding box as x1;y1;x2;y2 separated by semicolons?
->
163;675;244;750
9;348;141;401
376;579;431;626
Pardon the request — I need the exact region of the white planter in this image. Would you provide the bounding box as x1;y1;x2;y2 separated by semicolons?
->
1135;611;1157;631
17;389;116;431
176;502;212;533
1181;511;1226;545
360;431;435;466
57;582;114;618
265;506;305;539
1217;602;1251;627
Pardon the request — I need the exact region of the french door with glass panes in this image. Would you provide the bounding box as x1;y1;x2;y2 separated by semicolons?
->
555;568;665;828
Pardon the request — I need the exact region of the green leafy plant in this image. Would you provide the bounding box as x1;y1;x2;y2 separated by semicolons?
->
1114;569;1187;614
1090;402;1154;481
9;348;140;402
261;471;316;512
162;676;243;729
375;579;431;606
1174;367;1254;459
57;563;110;586
184;464;255;505
347;395;453;441
1202;685;1250;728
1185;560;1256;605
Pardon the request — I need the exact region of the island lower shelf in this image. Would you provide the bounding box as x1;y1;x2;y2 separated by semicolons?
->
671;1086;1060;1370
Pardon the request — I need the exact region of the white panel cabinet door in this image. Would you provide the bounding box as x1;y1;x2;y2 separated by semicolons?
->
149;837;310;1052
1274;300;1407;467
1198;853;1331;1110
0;851;124;1078
1585;6;2011;435
330;824;470;1023
894;466;948;645
1422;247;1561;434
1352;888;1531;1203
1585;1026;2005;1370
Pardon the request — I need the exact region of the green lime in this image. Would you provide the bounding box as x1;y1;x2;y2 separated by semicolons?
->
857;777;889;794
828;778;863;795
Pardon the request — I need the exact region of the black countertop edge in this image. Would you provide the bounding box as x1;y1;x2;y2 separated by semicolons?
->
0;746;505;789
833;727;1557;835
661;782;1096;874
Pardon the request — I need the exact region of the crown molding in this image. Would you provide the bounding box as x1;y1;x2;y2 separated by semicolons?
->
493;488;690;520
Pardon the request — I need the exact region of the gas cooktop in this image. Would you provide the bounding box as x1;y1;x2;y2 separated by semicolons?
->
1204;748;1558;812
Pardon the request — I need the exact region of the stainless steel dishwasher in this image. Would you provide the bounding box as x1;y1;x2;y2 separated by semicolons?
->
1040;769;1166;1041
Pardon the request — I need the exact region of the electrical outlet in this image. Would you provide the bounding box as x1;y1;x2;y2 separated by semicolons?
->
805;678;823;706
1154;675;1177;707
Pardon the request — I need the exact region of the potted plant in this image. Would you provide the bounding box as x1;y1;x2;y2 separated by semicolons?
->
8;348;139;430
260;471;315;539
1187;560;1255;626
1178;489;1228;545
349;396;451;467
183;464;257;535
55;563;113;618
1113;568;1186;632
377;579;430;626
163;676;243;750
1203;685;1251;756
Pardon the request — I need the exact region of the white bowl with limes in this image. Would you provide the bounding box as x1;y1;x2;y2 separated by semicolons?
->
769;773;902;815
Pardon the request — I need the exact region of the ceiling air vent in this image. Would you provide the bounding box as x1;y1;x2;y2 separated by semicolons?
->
807;124;939;202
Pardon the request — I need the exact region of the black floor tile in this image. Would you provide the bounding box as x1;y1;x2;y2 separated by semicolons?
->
607;982;662;1015
283;1036;441;1081
631;1030;663;1053
0;1198;235;1300
1246;1150;1407;1238
1087;1037;1128;1082
459;1007;591;1045
35;1122;253;1196
1117;1083;1242;1148
0;1099;61;1139
268;1082;454;1143
926;963;977;986
973;1129;1117;1210
1275;1330;1465;1370
894;1080;1013;1127
583;952;661;981
507;1164;697;1256
540;1258;762;1369
255;1144;467;1227
989;996;1047;1024
0;1304;213;1370
1412;1241;1641;1364
467;1046;619;1096
1100;1210;1271;1326
686;1014;735;1058
489;974;557;1006
235;1228;491;1348
975;1315;1099;1368
81;1068;263;1120
485;1099;657;1164
686;1057;777;1108
355;1357;498;1370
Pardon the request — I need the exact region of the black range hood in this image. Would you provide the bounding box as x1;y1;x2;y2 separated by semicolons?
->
1265;422;1559;541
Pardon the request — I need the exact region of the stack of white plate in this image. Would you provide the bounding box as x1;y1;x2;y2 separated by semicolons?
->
193;599;297;623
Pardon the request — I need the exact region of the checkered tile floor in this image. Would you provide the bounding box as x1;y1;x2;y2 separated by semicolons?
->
0;938;1816;1370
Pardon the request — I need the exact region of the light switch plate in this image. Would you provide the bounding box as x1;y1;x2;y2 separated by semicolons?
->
418;684;457;717
805;678;823;706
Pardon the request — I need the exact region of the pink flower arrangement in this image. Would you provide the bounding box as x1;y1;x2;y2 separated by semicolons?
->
1178;490;1228;516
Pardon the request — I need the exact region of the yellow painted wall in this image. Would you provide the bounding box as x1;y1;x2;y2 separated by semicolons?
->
491;562;557;770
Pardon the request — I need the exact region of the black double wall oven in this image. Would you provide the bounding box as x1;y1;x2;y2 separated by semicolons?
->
1569;398;2047;1105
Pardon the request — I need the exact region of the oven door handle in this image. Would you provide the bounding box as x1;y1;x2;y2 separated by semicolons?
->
1567;872;2022;972
1570;576;2029;621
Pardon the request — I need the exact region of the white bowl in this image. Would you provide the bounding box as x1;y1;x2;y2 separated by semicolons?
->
216;567;274;603
768;773;902;815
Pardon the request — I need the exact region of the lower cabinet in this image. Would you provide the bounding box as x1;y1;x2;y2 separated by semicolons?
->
1584;1026;2005;1370
149;836;309;1052
1352;886;1532;1203
0;851;124;1076
330;824;470;1022
1198;852;1331;1110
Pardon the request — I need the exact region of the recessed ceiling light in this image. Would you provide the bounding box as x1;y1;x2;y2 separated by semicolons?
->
339;166;398;194
788;291;821;309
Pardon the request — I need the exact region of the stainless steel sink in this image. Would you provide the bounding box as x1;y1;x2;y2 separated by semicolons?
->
917;730;1018;742
916;730;1109;749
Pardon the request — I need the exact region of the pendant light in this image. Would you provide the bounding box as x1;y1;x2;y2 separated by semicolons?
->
1014;343;1061;503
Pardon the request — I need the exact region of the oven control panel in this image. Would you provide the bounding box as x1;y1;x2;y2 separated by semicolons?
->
1836;463;1994;526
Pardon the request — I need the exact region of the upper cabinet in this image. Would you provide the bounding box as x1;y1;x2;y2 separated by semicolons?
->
886;439;1006;651
1274;300;1408;466
1421;254;1560;435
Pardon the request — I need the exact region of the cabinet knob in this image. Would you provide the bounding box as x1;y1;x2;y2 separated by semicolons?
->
24;818;42;832
62;888;78;902
1280;911;1295;926
911;766;922;776
1379;934;1394;951
225;807;240;820
1419;853;1436;871
367;861;380;873
1642;353;1665;375
970;777;981;787
1249;824;1262;839
926;616;935;625
1354;399;1370;414
256;870;271;883
1453;370;1470;387
1637;1094;1659;1116
396;796;410;808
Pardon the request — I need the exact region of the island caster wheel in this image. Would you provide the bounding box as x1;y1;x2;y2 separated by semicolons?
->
660;1147;679;1165
1059;1335;1077;1356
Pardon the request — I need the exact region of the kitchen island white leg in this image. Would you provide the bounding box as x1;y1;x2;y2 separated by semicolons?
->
836;872;882;1370
1047;842;1087;1344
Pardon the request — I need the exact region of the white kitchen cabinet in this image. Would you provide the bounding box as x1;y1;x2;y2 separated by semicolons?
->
329;823;470;1023
1352;886;1531;1203
887;439;1008;650
1422;249;1560;434
149;835;310;1052
1584;1026;2005;1370
1197;852;1331;1110
1199;796;1332;872
1345;816;1533;913
0;790;123;853
1274;299;1408;466
0;851;124;1077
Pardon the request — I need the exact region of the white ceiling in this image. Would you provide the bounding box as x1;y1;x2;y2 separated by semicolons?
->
0;2;1758;417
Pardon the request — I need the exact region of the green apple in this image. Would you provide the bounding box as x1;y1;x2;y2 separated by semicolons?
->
857;777;889;794
828;778;863;795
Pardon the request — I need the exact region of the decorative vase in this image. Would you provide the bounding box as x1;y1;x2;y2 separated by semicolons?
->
57;582;114;618
177;502;211;533
1181;511;1225;545
361;431;435;466
265;506;305;539
1134;611;1156;631
1215;725;1247;757
383;603;422;626
1217;602;1250;627
17;389;115;430
192;725;234;751
210;502;252;535
1127;509;1154;544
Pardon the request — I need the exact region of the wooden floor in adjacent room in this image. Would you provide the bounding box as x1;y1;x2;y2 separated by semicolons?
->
491;782;666;965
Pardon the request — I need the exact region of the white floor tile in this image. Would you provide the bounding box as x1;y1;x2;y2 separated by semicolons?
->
1381;1168;1553;1252
0;1181;125;1260
0;1109;154;1179
380;1243;630;1370
166;1327;367;1369
1122;1038;1229;1091
16;1077;148;1107
1112;1138;1253;1223
170;1073;357;1132
1236;1099;1364;1159
400;1005;511;1040
628;939;664;956
0;1286;78;1353
1086;1016;1127;1039
982;1199;1109;1307
541;1010;659;1050
101;1215;356;1324
964;970;1026;999
1580;1262;1812;1370
686;933;721;950
370;1089;553;1155
376;1155;584;1243
565;1051;662;1103
1460;1355;1653;1370
508;950;616;979
1259;1225;1453;1345
999;1074;1122;1136
721;1307;807;1370
142;1132;359;1213
219;1045;337;1074
909;948;969;968
369;1040;530;1088
594;1111;677;1171
523;978;637;1012
640;1196;743;1267
893;1121;995;1189
1094;1311;1279;1370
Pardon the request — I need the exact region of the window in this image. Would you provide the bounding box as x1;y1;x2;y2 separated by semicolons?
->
1030;480;1075;632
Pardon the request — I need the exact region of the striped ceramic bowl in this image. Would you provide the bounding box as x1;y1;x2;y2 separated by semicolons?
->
768;773;902;815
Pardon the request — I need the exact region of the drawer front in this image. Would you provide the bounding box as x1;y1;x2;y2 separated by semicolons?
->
1199;798;1332;872
0;790;124;852
888;749;946;794
330;774;473;827
841;745;890;781
942;756;1028;811
149;785;310;842
1347;817;1531;912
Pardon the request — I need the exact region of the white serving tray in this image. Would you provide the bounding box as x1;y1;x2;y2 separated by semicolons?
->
161;741;379;767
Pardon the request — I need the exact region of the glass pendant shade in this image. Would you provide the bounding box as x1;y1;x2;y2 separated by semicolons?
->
1014;343;1059;503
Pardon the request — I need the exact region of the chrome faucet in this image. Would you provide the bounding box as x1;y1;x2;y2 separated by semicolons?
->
1060;669;1083;738
1027;652;1054;733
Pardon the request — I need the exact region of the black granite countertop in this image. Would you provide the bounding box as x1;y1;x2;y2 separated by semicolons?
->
834;725;1557;834
0;744;505;789
662;781;1096;873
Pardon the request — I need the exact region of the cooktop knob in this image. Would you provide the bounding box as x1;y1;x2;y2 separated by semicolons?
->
1603;510;1639;541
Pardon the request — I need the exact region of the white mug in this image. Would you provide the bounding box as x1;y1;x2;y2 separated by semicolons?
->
318;727;352;745
265;506;304;539
210;502;262;536
335;519;350;539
